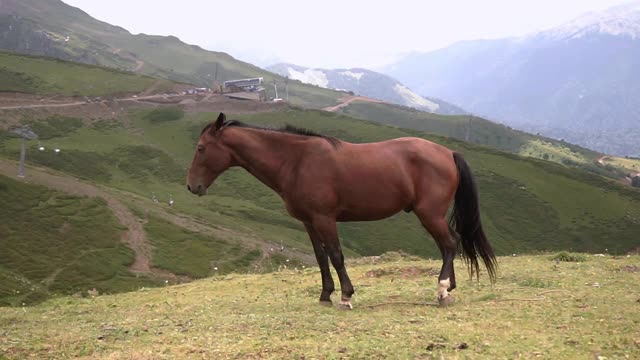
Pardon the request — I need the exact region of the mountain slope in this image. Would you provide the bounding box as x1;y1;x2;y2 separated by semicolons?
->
0;51;175;96
2;105;639;260
267;62;467;115
0;0;344;108
385;2;640;156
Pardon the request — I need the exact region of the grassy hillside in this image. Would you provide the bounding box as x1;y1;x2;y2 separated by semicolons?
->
0;174;156;306
602;155;640;175
0;0;345;108
2;107;638;262
0;51;172;96
1;254;638;358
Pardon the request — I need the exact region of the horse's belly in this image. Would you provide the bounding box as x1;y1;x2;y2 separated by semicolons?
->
336;192;410;222
336;208;403;222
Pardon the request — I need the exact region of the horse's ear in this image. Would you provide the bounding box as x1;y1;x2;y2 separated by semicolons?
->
215;112;226;128
213;112;226;131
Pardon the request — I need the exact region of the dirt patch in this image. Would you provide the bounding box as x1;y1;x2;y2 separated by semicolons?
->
0;93;286;128
365;266;439;278
0;100;154;128
619;265;639;273
133;60;145;72
323;95;386;112
183;95;288;115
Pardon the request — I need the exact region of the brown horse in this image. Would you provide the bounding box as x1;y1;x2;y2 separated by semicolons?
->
187;113;497;308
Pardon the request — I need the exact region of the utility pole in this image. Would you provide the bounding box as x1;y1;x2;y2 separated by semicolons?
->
285;76;289;101
273;79;279;99
18;138;26;178
465;116;472;142
11;125;38;178
213;62;219;93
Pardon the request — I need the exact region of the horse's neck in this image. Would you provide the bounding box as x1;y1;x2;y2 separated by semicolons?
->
224;128;300;194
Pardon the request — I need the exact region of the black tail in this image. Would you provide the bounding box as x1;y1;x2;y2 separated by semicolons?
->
449;152;497;282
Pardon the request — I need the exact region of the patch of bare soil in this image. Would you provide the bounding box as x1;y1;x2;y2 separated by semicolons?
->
183;95;288;115
0;92;286;129
323;95;386;112
0;97;156;129
620;265;639;273
133;60;145;72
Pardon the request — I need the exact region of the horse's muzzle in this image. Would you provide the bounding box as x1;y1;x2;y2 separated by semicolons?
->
187;184;207;196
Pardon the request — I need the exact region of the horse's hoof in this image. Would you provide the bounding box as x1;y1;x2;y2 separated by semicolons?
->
438;294;455;307
338;299;353;310
319;300;333;307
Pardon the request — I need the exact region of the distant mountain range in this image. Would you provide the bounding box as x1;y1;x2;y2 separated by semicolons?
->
266;63;467;115
384;1;640;156
0;0;347;108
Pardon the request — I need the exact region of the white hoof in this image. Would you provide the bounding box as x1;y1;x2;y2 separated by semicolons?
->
338;299;353;310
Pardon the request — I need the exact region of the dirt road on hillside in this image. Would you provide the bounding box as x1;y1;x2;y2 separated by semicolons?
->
0;159;152;273
0;93;173;110
323;95;386;112
0;100;88;110
134;60;145;72
0;159;314;275
0;92;288;117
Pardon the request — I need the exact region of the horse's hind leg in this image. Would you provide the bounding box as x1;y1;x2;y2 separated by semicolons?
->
415;209;457;306
304;222;335;305
309;216;354;309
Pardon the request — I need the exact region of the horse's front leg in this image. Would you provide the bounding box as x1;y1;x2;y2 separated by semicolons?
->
311;217;354;309
303;223;335;305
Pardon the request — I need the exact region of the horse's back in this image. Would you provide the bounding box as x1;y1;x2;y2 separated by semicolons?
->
339;137;455;177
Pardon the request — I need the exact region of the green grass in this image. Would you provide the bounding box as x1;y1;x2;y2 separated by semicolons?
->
144;215;262;278
144;106;185;123
551;252;588;263
0;254;638;358
3;108;639;261
23;115;83;140
0;175;157;306
0;51;167;96
602;156;640;174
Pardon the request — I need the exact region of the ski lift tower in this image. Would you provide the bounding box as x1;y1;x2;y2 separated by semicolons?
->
284;76;289;101
11;125;38;178
273;79;279;99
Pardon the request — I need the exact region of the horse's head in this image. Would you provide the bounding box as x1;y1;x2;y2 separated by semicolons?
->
186;112;234;196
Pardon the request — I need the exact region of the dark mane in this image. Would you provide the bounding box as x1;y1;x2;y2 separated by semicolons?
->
202;119;341;148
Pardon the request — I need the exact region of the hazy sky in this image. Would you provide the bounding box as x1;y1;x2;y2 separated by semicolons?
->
64;0;629;69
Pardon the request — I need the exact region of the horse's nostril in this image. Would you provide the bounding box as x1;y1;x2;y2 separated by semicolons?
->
187;185;191;191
